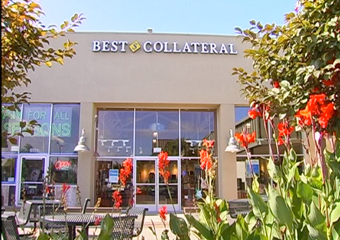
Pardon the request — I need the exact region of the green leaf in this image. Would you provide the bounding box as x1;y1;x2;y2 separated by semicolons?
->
306;201;327;238
296;181;314;202
247;187;268;218
169;213;189;239
330;202;340;225
185;214;214;240
268;185;293;232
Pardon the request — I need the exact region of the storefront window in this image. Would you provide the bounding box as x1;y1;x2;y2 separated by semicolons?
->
50;104;80;154
135;110;179;156
1;105;21;153
21;104;51;153
180;110;215;157
1;156;16;183
50;157;78;184
96;159;132;207
97;110;134;157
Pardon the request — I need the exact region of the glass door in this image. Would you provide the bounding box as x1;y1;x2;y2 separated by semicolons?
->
19;156;48;202
135;158;157;211
135;158;180;212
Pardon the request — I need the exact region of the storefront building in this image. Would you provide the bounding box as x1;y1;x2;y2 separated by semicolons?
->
2;32;262;211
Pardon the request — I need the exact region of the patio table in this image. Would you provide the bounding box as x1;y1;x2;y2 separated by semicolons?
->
41;213;110;240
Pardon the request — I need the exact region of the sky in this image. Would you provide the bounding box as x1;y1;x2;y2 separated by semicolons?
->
38;0;298;35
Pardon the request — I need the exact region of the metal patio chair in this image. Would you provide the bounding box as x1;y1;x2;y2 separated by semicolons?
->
126;207;149;239
16;201;33;228
82;198;90;214
2;215;34;240
111;215;137;240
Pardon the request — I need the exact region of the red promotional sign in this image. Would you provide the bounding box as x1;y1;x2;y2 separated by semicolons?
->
54;160;71;170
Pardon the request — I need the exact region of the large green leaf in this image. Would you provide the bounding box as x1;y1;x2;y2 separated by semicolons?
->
169;213;190;240
185;214;214;240
268;185;293;232
306;201;327;239
97;214;113;240
247;187;268;218
296;181;314;202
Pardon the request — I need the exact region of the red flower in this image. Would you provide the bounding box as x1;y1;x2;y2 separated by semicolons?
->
277;121;294;145
235;131;256;148
62;183;70;194
158;151;170;184
94;216;101;226
45;186;50;194
273;80;280;88
202;139;214;148
122;158;133;175
159;206;167;221
136;187;142;194
199;149;213;170
248;108;261;119
295;93;334;128
323;79;335;87
119;158;133;187
112;190;122;209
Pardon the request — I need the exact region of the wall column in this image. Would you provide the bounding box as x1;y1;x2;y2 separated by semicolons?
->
217;104;237;200
77;102;96;206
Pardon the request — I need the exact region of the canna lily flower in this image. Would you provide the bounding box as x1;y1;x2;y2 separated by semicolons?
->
235;131;256;148
62;183;70;194
248;108;261;119
159;206;167;221
202;139;214;148
199;149;212;170
112;190;122;209
94;216;101;225
158;151;170;184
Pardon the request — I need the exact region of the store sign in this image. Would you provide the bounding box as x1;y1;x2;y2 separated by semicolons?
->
2;107;73;137
109;169;119;183
55;160;71;170
92;40;238;55
246;159;260;178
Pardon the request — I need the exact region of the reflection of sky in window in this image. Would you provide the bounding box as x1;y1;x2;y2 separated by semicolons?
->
235;106;250;123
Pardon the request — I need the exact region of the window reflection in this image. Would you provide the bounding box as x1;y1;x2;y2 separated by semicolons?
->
97;110;134;157
50;104;80;154
136;110;179;156
21;104;51;153
1;105;21;152
1;157;16;182
181;111;215;157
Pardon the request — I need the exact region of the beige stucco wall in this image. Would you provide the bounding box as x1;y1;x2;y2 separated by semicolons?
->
22;32;253;204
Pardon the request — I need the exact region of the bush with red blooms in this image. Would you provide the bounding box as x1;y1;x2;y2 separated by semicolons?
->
231;0;340;239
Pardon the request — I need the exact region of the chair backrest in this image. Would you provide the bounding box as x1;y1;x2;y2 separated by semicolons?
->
82;198;90;214
126;207;149;237
1;215;21;240
16;201;32;227
111;215;137;240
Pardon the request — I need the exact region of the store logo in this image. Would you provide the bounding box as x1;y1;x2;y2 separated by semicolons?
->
129;41;141;53
92;40;238;55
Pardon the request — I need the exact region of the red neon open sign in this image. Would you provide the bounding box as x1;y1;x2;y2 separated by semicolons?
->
55;160;71;170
